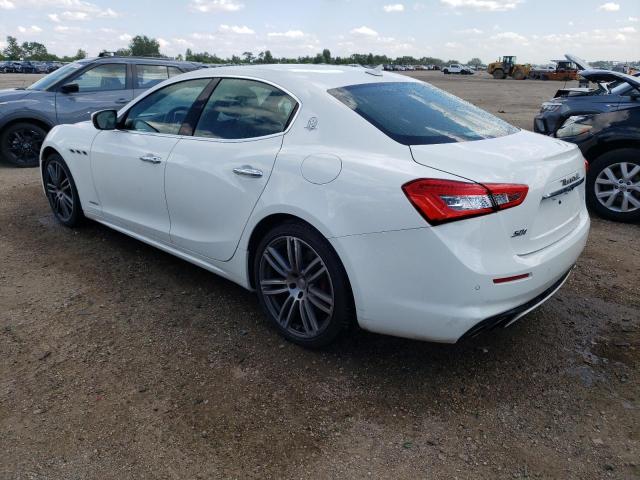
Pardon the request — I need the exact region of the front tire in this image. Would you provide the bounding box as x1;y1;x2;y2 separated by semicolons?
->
43;154;84;227
254;221;353;348
0;122;47;167
586;148;640;222
492;69;505;80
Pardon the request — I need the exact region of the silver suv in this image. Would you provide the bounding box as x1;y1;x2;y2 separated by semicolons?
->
0;56;201;167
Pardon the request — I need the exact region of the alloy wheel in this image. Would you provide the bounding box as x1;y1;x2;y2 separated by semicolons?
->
594;161;640;213
258;236;334;339
7;127;44;166
45;160;75;222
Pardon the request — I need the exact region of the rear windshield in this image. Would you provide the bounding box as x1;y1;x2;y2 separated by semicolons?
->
328;81;518;145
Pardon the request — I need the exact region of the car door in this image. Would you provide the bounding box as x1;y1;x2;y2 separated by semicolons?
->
55;63;133;124
90;78;213;243
165;78;298;261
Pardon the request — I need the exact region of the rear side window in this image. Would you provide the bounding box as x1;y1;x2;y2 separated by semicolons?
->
194;78;296;139
136;65;169;88
328;81;518;145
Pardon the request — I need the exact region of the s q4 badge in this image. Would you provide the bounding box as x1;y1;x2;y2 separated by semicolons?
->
305;117;318;130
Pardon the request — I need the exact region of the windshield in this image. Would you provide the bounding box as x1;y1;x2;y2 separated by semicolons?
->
26;62;84;91
328;81;518;145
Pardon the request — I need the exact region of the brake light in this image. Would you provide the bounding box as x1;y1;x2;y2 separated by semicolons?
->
402;179;529;225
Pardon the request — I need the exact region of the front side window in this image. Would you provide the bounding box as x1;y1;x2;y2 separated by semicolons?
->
72;64;127;92
328;81;518;145
136;65;170;89
194;78;296;139
123;79;210;134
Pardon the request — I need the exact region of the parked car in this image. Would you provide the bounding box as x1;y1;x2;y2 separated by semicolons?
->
0;56;200;167
1;61;23;73
40;65;588;347
536;70;640;222
19;61;38;73
443;64;473;75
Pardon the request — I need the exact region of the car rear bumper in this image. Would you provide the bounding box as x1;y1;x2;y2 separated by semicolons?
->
330;208;589;343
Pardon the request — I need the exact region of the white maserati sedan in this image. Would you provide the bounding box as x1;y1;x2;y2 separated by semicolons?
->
40;65;589;348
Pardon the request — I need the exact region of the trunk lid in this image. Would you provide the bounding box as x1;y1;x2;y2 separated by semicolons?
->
410;130;586;255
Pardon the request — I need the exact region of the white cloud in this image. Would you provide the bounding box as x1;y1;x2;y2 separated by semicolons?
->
445;41;460;48
267;30;305;39
350;25;378;36
118;33;132;42
60;10;89;20
0;0;15;9
491;31;528;43
568;21;574;26
98;7;118;18
383;3;405;12
189;0;243;12
219;24;254;34
457;27;483;34
598;2;620;12
17;25;43;33
48;13;60;21
627;16;638;22
440;0;522;11
619;26;636;33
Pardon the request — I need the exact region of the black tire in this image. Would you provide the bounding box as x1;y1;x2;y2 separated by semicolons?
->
586;148;640;223
253;221;353;348
43;153;84;227
492;69;506;80
443;69;449;74
0;122;47;167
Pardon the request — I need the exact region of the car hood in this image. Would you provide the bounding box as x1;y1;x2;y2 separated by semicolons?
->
579;69;640;88
565;54;589;71
0;88;32;103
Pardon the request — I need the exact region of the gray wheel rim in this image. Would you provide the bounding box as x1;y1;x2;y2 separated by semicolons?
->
259;236;334;339
594;161;640;213
45;160;74;222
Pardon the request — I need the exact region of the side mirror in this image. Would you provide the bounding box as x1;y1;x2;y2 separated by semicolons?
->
60;83;79;94
92;109;117;130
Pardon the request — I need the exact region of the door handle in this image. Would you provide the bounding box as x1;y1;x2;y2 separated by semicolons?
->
139;154;162;164
233;166;263;178
115;98;129;104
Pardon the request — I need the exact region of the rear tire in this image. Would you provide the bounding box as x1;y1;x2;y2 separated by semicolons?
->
586;149;640;223
43;154;84;227
253;221;353;348
443;69;449;74
0;122;47;167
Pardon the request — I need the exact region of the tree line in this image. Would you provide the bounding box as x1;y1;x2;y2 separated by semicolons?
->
3;34;636;67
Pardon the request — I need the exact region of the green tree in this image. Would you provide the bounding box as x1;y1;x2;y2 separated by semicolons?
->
74;49;87;60
128;35;160;56
242;51;254;63
322;48;331;64
263;50;274;63
3;36;23;60
467;57;483;67
21;41;49;60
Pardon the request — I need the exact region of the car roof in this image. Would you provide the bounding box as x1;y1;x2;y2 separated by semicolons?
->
79;56;199;68
176;64;417;100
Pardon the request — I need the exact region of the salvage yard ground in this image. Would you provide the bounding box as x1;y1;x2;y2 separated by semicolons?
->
0;71;638;479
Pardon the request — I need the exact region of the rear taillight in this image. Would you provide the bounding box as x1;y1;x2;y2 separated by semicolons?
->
402;179;529;225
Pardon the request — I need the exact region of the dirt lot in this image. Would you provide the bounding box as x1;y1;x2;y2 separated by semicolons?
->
1;71;638;479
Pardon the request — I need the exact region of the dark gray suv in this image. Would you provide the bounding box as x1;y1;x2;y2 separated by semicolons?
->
0;56;201;167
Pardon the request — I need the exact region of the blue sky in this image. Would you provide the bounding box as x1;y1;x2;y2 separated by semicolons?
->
1;0;638;63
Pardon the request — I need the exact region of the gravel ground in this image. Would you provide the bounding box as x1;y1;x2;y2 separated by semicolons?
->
0;71;638;479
